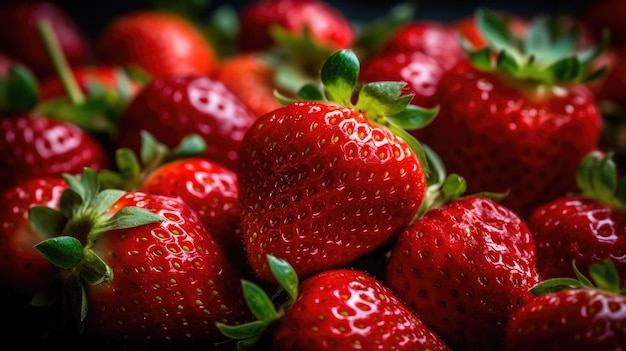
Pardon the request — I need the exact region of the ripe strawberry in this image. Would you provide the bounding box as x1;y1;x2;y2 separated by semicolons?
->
385;171;541;351
114;74;258;170
527;151;626;281
504;259;626;350
31;168;252;348
0;116;109;191
420;9;605;218
0;1;89;79
237;0;355;53
379;20;466;71
237;49;436;281
212;53;283;118
0;176;66;295
95;10;218;78
218;255;452;350
138;157;245;270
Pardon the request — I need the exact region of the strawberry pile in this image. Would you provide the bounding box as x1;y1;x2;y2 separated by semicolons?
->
1;0;626;350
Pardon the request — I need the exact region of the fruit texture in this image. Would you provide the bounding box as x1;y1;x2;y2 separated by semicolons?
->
386;196;541;351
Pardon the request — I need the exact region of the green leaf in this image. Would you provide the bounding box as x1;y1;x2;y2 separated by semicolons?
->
28;205;68;239
321;49;359;106
355;81;412;119
529;277;585;296
35;236;83;269
241;280;280;324
441;174;467;201
476;8;518;55
545;56;580;83
267;255;299;301
217;320;267;340
572;261;594;288
113;148;142;190
589;259;620;293
58;188;83;218
3;64;40;112
78;249;113;285
468;47;493;70
166;134;207;162
140;130;169;171
96;207;163;232
496;50;520;75
387;105;439;130
297;83;324;101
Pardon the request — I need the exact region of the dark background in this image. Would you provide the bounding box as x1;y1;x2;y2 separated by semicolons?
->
46;0;594;43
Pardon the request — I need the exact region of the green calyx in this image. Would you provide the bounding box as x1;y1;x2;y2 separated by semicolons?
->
217;255;299;350
28;168;163;327
467;8;608;85
576;151;626;212
0;63;39;113
530;259;626;296
97;130;207;191
276;49;439;176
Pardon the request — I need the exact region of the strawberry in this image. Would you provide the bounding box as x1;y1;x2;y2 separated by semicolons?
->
527;151;626;281
0;176;66;295
379;20;466;71
218;255;452;350
385;167;541;351
0;116;109;191
0;1;90;79
138;157;246;271
30;168;252;347
504;259;626;350
237;49;436;281
95;10;218;78
237;0;355;53
419;9;605;218
211;53;283;118
114;74;259;170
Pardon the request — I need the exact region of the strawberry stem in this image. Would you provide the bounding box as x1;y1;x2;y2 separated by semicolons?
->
36;19;85;105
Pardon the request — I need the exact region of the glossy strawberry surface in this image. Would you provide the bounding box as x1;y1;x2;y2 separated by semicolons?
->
238;101;427;281
115;74;258;170
0;177;66;294
386;196;541;351
0;116;109;190
272;269;452;350
84;191;251;347
421;60;602;218
504;289;626;350
95;10;217;77
528;197;626;281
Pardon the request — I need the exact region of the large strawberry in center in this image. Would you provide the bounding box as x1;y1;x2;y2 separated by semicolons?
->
237;49;437;281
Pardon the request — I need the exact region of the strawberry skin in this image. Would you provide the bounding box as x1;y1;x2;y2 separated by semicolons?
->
386;196;541;351
0;116;109;190
84;191;251;347
504;289;626;350
528;197;626;281
238;101;426;281
0;176;66;295
272;268;451;350
422;60;602;218
138;157;245;270
237;0;355;52
114;75;258;170
95;10;217;77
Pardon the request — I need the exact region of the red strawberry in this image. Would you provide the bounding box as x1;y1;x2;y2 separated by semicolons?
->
380;20;466;71
237;49;436;281
419;9;605;218
385;170;541;351
0;176;66;295
218;255;452;350
95;10;218;78
114;74;258;170
0;116;109;191
31;168;252;347
504;259;626;350
527;151;626;281
0;1;89;79
138;157;245;270
237;0;355;53
212;53;283;118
